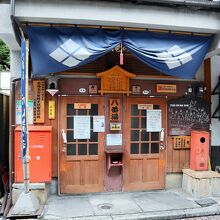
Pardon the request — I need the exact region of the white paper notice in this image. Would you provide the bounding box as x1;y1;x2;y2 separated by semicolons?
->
106;134;122;146
147;109;162;132
74;116;90;139
93;116;105;132
16;100;34;125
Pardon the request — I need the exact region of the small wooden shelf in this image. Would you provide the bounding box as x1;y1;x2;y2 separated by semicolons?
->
106;150;124;174
109;163;123;167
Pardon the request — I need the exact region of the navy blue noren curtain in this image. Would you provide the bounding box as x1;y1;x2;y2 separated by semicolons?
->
27;26;212;79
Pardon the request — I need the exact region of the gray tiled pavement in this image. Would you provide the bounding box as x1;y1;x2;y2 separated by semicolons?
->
42;189;220;220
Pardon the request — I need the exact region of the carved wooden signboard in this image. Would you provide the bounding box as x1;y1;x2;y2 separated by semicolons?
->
33;80;45;123
110;98;120;122
96;65;136;96
168;97;210;136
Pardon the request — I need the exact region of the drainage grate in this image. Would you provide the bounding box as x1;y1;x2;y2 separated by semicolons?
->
98;203;113;210
195;198;217;207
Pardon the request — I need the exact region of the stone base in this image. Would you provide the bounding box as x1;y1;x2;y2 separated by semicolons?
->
11;191;40;215
12;183;48;205
166;173;182;189
182;169;220;198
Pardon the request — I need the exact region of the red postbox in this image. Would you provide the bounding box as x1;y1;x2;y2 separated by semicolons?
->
14;126;52;182
190;130;210;171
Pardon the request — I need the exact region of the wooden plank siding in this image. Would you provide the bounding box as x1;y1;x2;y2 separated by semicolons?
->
167;136;190;173
45;94;58;177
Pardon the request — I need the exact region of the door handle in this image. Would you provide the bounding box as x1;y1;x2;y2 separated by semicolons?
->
160;128;165;150
61;129;67;152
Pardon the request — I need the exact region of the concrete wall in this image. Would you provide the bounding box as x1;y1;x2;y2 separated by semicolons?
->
10;50;20;79
211;55;220;146
0;4;19;50
15;0;220;34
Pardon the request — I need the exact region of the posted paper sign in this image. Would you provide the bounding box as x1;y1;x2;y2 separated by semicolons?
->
16;100;34;125
147;109;162;132
93;116;105;132
74;116;90;139
106;134;122;146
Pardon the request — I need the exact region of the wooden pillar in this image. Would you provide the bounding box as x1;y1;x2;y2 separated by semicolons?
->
204;58;211;103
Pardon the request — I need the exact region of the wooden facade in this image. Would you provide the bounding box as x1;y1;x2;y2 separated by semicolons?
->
14;53;211;194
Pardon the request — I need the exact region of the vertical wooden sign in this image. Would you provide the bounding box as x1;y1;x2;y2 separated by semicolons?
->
48;100;56;120
33;80;45;123
110;98;120;122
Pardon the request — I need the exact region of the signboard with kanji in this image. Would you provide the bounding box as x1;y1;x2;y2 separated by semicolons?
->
110;98;120;122
33;80;45;123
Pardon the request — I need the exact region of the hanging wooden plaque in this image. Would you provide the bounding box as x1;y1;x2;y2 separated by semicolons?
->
33;80;45;123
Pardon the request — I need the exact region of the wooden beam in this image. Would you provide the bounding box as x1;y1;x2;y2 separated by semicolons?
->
204;58;211;103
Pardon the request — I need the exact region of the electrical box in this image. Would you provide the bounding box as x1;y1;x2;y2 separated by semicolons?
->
190;130;210;171
14;126;52;183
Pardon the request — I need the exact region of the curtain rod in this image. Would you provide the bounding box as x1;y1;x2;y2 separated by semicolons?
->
21;22;212;37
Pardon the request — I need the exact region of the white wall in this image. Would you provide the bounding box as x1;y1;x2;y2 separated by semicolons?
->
0;71;10;95
211;55;220;146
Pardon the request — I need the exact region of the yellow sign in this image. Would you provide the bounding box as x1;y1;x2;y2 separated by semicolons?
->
48;100;56;120
110;123;121;130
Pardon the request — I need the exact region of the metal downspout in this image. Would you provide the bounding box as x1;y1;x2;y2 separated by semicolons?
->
9;0;21;191
3;78;20;217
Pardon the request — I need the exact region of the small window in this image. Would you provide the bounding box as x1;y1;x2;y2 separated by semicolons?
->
131;104;139;116
141;117;146;129
67;130;75;142
141;130;149;141
89;144;98;155
131;143;139;154
67;117;74;129
141;143;149;154
151;132;159;141
67;144;76;155
131;117;139;128
67;104;75;115
151;143;159;154
131;130;139;141
91;104;98;115
90;132;98;142
78;144;87;155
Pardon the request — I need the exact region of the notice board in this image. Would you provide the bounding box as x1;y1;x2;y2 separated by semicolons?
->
168;97;210;136
33;80;45;123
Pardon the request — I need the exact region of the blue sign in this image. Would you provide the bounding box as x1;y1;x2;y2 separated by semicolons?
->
21;37;28;158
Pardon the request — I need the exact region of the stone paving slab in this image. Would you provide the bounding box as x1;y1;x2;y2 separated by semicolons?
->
89;193;141;215
133;191;199;212
43;196;94;219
